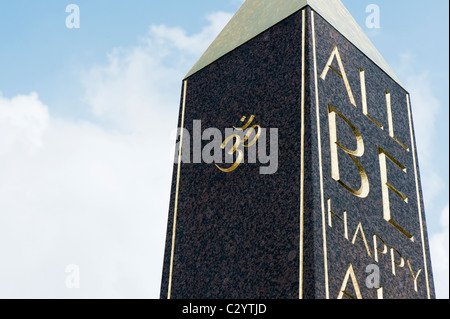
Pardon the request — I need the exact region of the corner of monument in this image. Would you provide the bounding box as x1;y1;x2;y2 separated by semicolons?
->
184;0;404;90
163;0;435;299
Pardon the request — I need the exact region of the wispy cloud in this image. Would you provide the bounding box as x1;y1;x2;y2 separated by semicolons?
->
431;204;449;299
396;52;448;299
0;92;50;153
0;11;233;298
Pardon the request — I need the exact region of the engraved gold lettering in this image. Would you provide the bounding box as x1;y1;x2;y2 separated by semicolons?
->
373;233;388;263
328;105;370;198
337;264;363;299
215;135;244;173
385;90;409;151
406;259;422;292
327;198;349;240
352;222;372;258
320;46;357;107
377;287;384;299
217;115;262;173
234;115;255;131
242;125;262;148
378;146;414;241
359;68;383;129
390;246;405;276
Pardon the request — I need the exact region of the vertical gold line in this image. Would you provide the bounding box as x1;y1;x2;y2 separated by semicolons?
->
386;91;395;138
311;11;329;299
387;90;409;151
299;9;306;300
360;68;383;129
167;80;188;299
360;68;368;114
406;94;431;299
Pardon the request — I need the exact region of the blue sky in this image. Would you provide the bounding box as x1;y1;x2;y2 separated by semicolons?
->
0;0;448;298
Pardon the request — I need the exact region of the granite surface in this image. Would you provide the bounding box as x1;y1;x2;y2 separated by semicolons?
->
160;7;435;299
308;9;435;299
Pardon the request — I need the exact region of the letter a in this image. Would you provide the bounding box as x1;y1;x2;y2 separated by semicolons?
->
320;46;356;107
338;264;363;299
66;4;80;29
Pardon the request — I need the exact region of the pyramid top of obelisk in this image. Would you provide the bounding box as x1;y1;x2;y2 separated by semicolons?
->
185;0;402;87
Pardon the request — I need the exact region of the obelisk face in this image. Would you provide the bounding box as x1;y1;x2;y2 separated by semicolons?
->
161;10;305;299
308;10;434;300
160;0;435;299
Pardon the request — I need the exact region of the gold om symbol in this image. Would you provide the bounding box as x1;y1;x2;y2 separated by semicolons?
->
215;115;262;173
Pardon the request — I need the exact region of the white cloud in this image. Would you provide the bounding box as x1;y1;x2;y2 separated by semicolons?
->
0;98;173;298
148;12;234;57
397;53;441;163
0;92;50;153
396;53;449;299
82;11;233;135
0;11;233;298
430;204;449;299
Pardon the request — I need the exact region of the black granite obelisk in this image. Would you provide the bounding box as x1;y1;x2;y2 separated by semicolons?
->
160;0;435;299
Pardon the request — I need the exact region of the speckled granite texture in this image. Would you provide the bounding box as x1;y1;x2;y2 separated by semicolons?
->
160;7;435;299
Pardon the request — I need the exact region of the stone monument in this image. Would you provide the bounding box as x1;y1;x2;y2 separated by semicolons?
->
160;0;436;299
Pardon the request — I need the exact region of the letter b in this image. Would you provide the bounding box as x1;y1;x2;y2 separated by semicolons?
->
328;105;370;198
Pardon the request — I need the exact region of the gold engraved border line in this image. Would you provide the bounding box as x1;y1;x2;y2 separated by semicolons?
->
299;9;306;300
167;80;188;299
406;93;431;299
312;10;330;299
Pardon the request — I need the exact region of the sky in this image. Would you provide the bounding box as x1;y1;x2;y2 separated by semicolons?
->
0;0;448;299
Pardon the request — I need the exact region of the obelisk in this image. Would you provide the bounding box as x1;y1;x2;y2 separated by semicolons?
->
160;0;435;299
